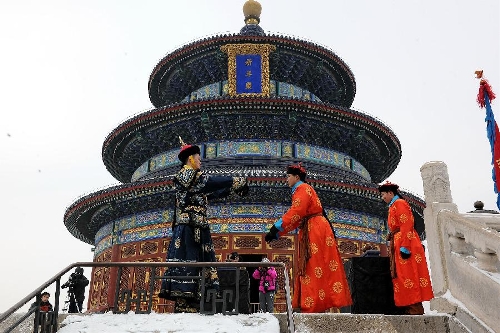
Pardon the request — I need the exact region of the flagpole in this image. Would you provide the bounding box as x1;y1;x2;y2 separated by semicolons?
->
476;70;499;209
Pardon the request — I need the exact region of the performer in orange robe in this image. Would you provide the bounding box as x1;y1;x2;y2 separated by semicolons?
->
265;163;352;313
378;181;434;315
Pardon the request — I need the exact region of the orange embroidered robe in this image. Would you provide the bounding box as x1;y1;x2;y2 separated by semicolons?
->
278;182;352;312
388;198;434;306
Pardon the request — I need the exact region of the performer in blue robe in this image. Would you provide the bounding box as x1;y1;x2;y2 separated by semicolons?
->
159;138;248;312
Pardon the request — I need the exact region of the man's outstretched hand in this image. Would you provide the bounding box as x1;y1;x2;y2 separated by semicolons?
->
400;246;411;259
265;226;279;242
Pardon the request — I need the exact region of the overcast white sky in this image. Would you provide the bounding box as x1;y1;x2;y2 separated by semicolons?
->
0;0;499;313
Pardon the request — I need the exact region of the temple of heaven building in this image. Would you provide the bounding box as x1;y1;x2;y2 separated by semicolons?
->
64;0;425;312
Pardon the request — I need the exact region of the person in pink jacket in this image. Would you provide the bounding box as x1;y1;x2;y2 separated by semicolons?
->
252;258;277;312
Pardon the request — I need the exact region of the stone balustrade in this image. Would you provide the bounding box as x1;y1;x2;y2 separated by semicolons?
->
440;210;500;272
421;161;500;333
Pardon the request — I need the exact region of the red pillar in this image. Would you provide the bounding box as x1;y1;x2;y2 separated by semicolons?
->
106;243;121;310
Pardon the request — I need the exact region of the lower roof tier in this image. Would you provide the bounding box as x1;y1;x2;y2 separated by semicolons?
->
64;176;425;246
102;98;401;183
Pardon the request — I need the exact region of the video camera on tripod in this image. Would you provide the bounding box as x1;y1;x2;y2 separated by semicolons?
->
61;267;87;313
61;273;78;292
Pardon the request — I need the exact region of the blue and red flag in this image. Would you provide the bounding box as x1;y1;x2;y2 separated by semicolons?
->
477;71;499;208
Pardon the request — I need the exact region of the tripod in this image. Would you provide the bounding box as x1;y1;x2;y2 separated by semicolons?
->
62;289;81;313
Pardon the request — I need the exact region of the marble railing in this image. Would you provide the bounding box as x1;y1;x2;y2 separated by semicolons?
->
443;211;500;271
420;161;500;333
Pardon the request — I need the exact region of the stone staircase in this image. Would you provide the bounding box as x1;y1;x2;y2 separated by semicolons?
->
0;309;492;333
277;313;456;333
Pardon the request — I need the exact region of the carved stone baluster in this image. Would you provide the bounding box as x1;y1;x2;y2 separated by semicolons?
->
473;250;498;272
448;234;468;254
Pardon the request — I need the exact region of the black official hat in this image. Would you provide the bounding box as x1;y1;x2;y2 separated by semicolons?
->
378;181;399;193
178;136;201;162
287;162;307;181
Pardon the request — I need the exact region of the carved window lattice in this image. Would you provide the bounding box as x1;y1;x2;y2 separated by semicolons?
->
272;256;291;295
269;237;293;249
96;249;112;262
361;243;380;252
89;266;110;310
140;241;159;255
234;236;260;248
121;245;137;258
119;267;132;290
274;255;291;265
100;269;110;304
212;236;228;249
147;258;164;292
133;267;148;291
339;240;358;254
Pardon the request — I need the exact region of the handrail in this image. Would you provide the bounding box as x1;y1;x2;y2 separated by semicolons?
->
0;261;294;333
439;210;500;256
0;265;75;321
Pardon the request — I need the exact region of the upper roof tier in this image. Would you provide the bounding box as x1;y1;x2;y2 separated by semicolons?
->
148;20;356;108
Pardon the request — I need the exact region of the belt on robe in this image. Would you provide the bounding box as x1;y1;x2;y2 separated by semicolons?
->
386;227;400;279
297;212;323;277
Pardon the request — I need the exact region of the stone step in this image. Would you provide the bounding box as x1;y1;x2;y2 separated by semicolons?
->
1;312;470;333
274;313;465;333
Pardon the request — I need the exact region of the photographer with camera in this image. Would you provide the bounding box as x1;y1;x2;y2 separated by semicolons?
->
61;267;89;313
252;258;277;313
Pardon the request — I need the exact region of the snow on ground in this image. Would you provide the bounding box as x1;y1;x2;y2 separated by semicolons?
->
58;312;280;333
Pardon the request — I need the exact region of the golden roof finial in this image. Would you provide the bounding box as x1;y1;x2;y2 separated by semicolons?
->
243;0;262;25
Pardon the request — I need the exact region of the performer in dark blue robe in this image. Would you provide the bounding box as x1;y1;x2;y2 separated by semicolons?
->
159;138;248;312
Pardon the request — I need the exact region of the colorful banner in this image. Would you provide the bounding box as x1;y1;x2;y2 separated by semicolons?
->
477;76;499;208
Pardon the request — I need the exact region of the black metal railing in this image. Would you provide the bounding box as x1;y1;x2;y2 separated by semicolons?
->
0;261;294;333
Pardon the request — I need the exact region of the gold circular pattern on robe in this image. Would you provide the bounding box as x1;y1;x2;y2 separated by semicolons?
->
420;277;429;287
415;253;423;263
403;278;414;289
314;266;323;278
310;242;319;254
325;236;335;246
329;259;339;271
301;274;311;285
305;187;312;196
291;214;301;223
394;282;400;293
332;282;343;293
400;213;408;224
318;289;326;300
304;296;314;308
292;198;301;207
